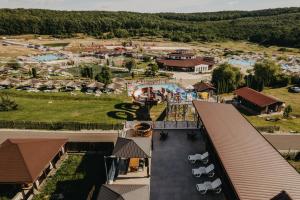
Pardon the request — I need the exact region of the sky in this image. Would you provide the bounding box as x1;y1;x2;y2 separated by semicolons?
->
0;0;300;13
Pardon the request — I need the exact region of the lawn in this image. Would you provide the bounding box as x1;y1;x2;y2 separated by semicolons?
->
203;40;300;56
245;87;300;132
0;90;165;123
33;154;106;200
288;160;300;174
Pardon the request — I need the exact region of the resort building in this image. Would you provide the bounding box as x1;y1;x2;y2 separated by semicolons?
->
193;101;300;199
0;138;67;200
193;82;216;99
156;49;214;73
234;87;284;114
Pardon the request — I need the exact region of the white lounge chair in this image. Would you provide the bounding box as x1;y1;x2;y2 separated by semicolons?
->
188;152;209;164
196;178;222;195
192;164;215;178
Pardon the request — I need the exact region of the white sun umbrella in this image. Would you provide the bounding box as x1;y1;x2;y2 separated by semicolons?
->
107;82;123;91
87;82;105;89
186;85;194;90
66;81;76;88
20;79;40;87
112;77;126;85
0;78;12;87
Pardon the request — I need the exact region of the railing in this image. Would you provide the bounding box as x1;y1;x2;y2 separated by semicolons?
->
124;121;199;130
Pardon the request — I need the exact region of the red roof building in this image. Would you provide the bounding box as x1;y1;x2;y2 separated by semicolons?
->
234;87;283;114
156;50;214;73
0;138;67;184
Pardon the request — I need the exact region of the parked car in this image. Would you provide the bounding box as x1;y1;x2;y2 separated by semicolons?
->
288;86;300;93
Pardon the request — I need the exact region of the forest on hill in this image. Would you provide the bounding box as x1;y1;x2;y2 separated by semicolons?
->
1;8;300;47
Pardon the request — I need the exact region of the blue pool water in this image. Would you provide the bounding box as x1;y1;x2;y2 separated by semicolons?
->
228;58;256;68
32;54;65;62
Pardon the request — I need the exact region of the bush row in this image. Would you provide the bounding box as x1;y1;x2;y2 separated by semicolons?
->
0;120;123;130
256;126;280;133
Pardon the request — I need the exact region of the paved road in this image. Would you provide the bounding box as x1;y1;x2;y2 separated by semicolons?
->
0;129;118;144
263;134;300;150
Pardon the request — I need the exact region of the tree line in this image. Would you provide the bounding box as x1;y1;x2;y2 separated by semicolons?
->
1;8;300;47
212;60;300;94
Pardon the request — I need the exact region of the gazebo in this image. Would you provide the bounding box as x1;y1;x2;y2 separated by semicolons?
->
106;137;151;184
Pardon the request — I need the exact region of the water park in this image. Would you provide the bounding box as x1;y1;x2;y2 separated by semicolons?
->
130;83;199;105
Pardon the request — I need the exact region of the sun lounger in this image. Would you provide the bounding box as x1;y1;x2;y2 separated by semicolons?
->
188;152;209;164
192;164;215;178
196;178;222;194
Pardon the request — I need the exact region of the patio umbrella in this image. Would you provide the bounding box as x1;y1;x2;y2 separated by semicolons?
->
107;82;123;91
176;87;185;93
0;79;12;87
186;85;194;90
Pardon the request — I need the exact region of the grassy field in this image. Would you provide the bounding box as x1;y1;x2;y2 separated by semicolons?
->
289;160;300;173
202;40;300;56
0;90;165;123
245;87;300;132
33;154;106;200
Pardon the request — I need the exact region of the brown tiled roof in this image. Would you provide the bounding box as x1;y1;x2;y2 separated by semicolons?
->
193;82;215;92
193;101;300;200
97;184;149;200
0;138;67;184
234;87;282;108
157;57;213;68
112;137;151;158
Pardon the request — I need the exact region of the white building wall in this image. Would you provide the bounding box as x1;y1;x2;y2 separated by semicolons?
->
194;64;209;73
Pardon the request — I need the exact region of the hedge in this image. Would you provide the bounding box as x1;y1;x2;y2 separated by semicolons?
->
256;126;280;133
0;120;123;131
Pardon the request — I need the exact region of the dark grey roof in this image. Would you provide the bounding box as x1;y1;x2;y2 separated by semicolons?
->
271;191;292;200
112;137;151;158
97;184;149;200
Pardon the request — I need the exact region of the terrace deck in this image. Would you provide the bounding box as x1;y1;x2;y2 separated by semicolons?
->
150;129;225;200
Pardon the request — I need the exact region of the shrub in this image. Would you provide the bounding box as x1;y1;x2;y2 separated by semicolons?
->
256;126;280;133
283;105;293;118
0;95;18;112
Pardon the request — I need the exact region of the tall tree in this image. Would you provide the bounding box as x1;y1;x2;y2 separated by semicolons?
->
212;63;244;94
31;67;37;78
253;60;281;87
95;66;112;86
124;59;136;72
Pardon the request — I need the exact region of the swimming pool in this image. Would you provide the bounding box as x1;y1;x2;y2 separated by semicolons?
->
32;54;65;62
228;58;256;68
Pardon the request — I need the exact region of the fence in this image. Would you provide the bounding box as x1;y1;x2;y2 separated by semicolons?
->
124;121;199;130
0;120;123;131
